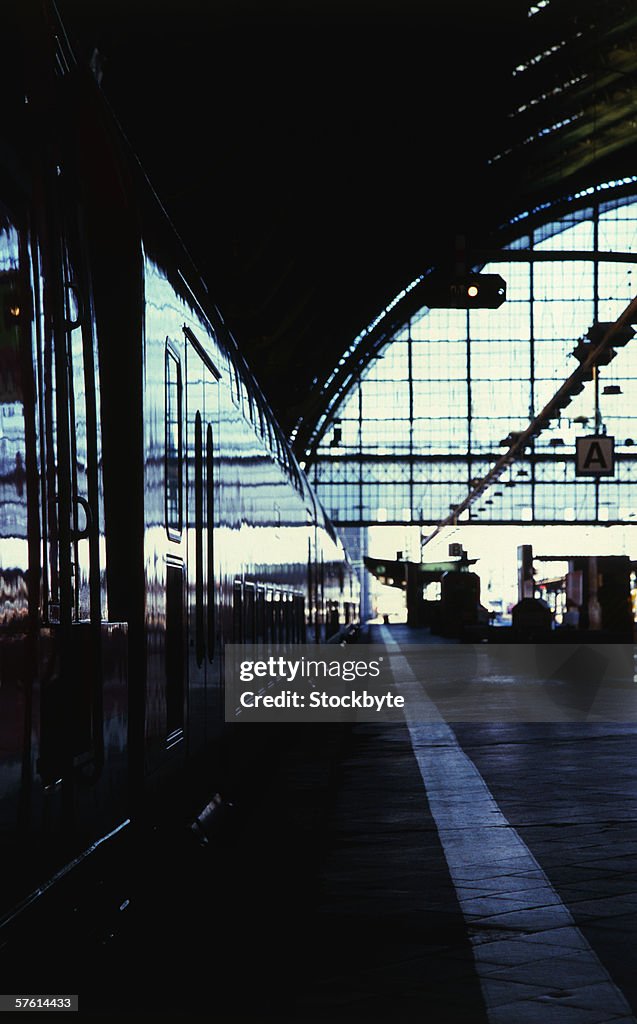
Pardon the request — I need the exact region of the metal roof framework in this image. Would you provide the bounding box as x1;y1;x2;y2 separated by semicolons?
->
290;1;637;454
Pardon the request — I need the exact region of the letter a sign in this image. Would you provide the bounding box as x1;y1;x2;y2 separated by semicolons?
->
576;435;615;476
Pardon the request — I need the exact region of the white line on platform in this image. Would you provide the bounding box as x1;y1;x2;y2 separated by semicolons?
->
379;625;636;1024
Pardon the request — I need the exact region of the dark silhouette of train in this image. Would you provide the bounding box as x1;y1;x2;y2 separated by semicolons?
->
0;3;359;936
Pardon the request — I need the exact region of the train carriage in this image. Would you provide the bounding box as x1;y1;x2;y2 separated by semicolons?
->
0;1;359;933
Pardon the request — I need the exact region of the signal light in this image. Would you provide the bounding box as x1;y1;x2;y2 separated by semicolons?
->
420;272;507;309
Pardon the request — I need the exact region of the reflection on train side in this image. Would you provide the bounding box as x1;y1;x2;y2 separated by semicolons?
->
0;7;359;936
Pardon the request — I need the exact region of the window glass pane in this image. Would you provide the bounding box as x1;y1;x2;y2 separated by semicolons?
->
312;191;637;525
166;349;182;532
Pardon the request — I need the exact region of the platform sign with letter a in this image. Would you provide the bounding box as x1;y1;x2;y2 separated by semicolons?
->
576;435;615;476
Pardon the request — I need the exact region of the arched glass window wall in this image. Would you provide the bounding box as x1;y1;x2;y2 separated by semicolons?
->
310;187;637;527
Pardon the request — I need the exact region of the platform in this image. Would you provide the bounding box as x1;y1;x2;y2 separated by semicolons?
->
9;624;637;1023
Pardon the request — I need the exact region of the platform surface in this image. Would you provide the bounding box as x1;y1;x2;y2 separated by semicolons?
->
9;623;637;1023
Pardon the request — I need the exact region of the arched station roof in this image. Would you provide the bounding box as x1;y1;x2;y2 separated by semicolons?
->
306;184;637;530
51;0;637;441
294;178;637;465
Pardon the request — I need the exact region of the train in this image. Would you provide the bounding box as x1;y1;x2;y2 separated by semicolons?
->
0;2;359;935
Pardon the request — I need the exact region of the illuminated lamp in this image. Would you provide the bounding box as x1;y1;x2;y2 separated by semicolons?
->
420;272;506;309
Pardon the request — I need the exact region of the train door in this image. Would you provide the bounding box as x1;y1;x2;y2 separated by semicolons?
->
38;232;99;783
36;191;127;841
184;326;220;752
164;341;186;757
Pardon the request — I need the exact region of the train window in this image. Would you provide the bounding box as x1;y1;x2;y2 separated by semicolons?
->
194;412;204;666
40;222;109;630
165;347;183;536
166;562;185;736
206;424;215;660
63;264;91;622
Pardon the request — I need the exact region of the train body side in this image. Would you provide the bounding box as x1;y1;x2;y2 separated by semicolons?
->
135;248;359;784
0;41;130;920
0;4;359;926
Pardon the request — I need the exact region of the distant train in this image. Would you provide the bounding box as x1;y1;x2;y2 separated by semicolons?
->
0;3;359;931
